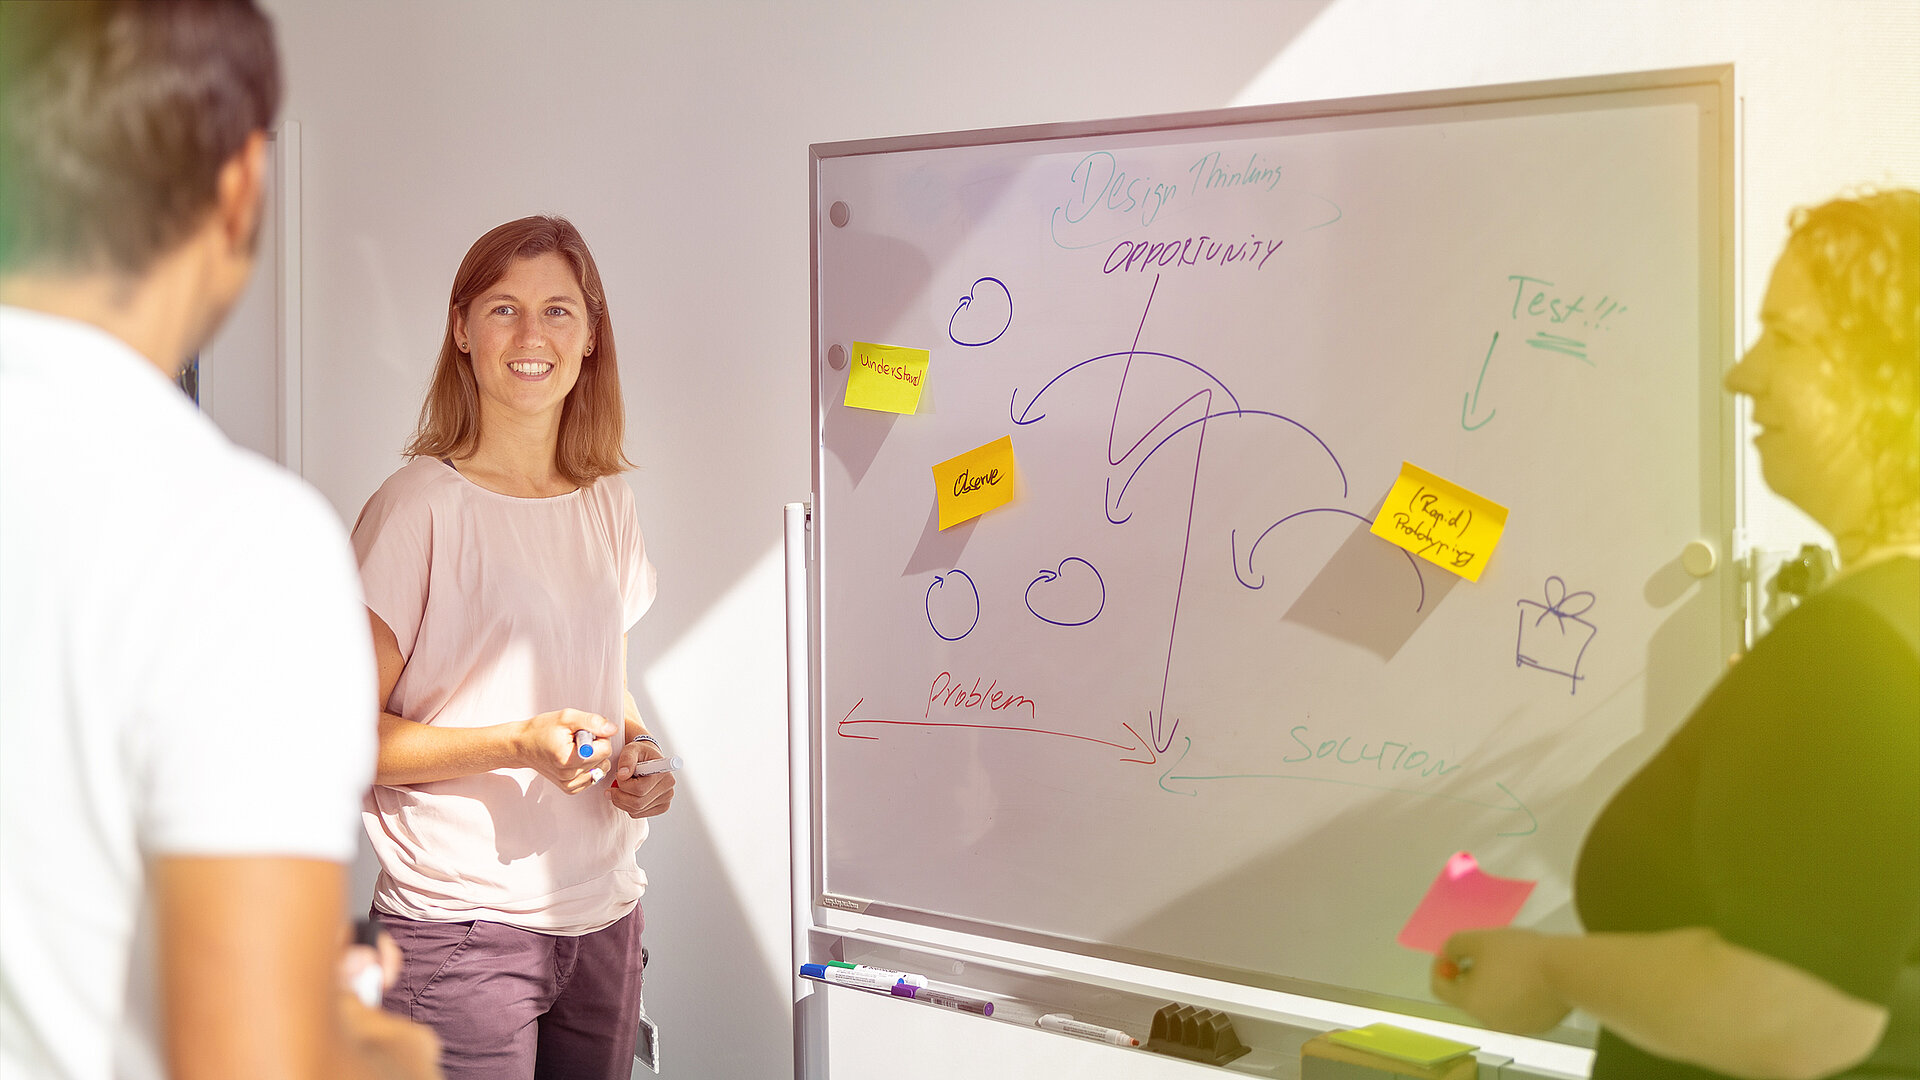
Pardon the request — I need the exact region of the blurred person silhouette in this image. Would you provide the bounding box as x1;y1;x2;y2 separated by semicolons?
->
1434;189;1919;1079
0;2;442;1077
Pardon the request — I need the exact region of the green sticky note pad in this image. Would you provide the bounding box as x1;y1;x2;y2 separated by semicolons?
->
1324;1024;1476;1067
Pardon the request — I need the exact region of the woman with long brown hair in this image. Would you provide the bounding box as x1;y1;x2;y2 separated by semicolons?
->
351;215;675;1079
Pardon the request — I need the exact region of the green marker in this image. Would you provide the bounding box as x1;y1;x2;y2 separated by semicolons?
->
826;961;928;988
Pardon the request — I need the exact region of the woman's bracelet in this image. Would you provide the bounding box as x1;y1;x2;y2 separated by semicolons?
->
632;734;662;750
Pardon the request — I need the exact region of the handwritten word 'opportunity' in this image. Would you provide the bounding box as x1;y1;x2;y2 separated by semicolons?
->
1104;233;1283;275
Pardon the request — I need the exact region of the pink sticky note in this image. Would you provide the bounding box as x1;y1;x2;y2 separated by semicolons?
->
1397;851;1536;954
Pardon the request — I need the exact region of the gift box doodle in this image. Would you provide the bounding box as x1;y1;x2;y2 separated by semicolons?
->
1515;576;1596;693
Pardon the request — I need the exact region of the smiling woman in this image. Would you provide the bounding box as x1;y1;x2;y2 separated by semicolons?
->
456;253;592;432
405;216;630;494
1433;190;1919;1080
349;215;676;1080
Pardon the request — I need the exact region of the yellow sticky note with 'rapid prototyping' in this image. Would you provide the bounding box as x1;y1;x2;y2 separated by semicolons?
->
843;341;930;414
1368;462;1508;582
931;436;1016;530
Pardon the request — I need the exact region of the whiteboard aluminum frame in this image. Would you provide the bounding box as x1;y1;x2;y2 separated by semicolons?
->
804;63;1739;1046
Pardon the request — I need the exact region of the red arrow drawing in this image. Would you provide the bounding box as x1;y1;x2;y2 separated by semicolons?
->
836;698;1157;765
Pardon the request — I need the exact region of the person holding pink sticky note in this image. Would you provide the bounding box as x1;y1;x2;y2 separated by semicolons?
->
1398;852;1534;959
1425;192;1919;1080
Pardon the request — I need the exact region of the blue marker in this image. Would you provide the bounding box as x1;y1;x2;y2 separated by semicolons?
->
800;963;921;992
574;730;606;784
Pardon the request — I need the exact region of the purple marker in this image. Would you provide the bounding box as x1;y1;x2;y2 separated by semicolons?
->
890;982;993;1016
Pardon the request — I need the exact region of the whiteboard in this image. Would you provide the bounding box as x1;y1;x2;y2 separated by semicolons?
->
809;68;1736;1025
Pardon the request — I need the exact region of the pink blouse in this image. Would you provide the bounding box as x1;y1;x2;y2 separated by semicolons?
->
352;458;658;934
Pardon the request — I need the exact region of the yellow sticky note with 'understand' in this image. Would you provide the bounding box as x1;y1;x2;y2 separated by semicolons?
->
932;436;1016;530
1368;462;1508;582
843;341;930;414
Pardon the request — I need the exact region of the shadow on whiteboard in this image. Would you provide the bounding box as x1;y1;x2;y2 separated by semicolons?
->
821;228;933;489
1283;519;1456;662
828;405;901;497
904;500;975;577
1098;569;1717;1027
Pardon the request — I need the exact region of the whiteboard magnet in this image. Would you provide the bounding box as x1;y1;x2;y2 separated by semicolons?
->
827;344;847;370
1682;539;1717;577
829;201;850;228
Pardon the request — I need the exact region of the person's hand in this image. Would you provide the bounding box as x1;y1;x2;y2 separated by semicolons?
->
513;709;616;794
338;921;402;1007
339;993;444;1080
610;738;676;819
1431;928;1571;1034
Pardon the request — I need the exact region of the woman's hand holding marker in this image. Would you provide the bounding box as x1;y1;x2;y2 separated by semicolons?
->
573;729;607;784
610;737;677;819
514;708;614;794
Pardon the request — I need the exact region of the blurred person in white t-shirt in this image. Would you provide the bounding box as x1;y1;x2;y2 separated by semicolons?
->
0;3;440;1078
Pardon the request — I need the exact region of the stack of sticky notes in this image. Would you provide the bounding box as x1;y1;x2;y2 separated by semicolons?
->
1301;1023;1477;1080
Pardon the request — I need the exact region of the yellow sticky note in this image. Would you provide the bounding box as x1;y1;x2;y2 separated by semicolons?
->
1368;462;1508;582
931;436;1017;530
843;341;930;414
1325;1024;1476;1067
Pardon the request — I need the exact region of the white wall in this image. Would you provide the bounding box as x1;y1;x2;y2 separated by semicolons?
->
215;3;1917;1078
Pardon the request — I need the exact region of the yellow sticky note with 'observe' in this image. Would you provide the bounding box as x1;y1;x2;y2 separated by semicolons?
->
1368;462;1508;582
932;436;1016;530
843;341;930;414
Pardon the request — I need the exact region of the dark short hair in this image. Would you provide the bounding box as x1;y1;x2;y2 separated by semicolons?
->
0;0;281;276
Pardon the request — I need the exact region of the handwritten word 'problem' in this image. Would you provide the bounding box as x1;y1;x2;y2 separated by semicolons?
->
927;672;1037;720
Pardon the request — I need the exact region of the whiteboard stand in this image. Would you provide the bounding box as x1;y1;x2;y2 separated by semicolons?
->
787;500;827;1080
